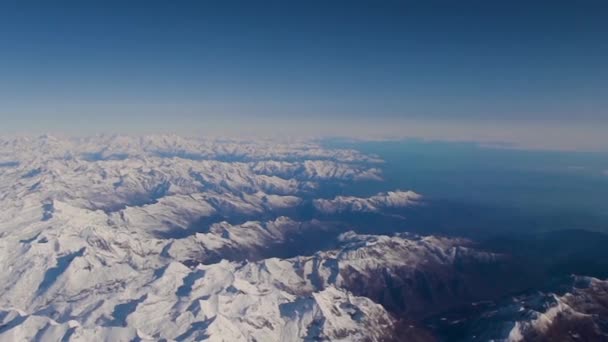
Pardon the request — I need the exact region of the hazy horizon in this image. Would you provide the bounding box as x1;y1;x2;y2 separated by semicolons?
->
2;1;607;150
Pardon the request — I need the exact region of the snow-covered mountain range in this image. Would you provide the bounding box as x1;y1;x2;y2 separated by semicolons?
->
0;135;606;341
0;135;421;341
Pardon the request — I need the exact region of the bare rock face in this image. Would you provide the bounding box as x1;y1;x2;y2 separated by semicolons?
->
295;231;524;319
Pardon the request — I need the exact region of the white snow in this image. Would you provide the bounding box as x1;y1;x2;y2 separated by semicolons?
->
0;135;485;341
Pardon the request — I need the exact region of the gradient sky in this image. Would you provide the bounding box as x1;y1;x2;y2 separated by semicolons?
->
1;1;607;149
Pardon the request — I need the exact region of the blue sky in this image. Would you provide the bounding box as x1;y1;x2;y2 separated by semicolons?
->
1;1;607;149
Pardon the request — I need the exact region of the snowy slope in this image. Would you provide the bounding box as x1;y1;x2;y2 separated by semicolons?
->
0;221;496;341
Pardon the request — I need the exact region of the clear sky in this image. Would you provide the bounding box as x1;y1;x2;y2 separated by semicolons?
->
1;1;607;149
